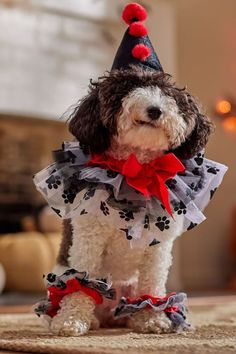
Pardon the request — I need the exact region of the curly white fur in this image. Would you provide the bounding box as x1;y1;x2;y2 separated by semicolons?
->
50;214;184;335
50;293;98;336
128;310;171;334
49;86;187;336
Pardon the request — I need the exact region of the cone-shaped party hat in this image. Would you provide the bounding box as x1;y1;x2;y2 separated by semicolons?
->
111;3;163;72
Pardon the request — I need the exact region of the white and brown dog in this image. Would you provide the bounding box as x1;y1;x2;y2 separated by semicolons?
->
34;3;227;336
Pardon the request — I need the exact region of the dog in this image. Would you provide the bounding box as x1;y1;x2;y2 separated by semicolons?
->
34;3;227;336
47;66;212;335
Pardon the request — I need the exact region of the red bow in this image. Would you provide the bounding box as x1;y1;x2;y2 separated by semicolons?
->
88;153;185;216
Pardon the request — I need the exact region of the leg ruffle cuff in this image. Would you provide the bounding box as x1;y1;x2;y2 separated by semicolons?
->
114;292;190;332
34;269;116;318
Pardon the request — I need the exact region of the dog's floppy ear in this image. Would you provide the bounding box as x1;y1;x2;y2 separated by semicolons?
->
69;83;110;153
173;113;214;159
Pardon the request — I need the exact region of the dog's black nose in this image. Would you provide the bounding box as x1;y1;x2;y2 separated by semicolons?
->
147;106;162;120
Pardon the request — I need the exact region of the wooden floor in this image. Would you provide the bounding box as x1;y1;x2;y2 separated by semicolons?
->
0;352;34;354
0;305;32;314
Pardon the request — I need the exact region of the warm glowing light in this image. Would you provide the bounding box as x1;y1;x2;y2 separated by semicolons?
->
216;100;232;114
222;116;236;132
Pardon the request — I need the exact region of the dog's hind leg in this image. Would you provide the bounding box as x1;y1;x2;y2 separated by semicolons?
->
50;217;110;336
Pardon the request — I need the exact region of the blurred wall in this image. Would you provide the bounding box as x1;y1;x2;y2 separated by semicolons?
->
0;0;176;119
0;1;118;118
174;0;236;290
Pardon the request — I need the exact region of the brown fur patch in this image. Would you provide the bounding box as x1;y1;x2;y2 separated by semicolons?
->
57;219;73;266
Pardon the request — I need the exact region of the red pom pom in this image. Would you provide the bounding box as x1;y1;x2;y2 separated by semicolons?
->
122;3;147;25
129;22;148;37
132;44;151;61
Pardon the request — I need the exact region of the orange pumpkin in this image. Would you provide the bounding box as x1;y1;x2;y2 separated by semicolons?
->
0;232;61;292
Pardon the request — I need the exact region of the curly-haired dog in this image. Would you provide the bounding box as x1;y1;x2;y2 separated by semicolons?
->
34;3;227;336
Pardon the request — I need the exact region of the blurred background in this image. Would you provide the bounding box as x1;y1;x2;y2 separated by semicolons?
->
0;0;235;305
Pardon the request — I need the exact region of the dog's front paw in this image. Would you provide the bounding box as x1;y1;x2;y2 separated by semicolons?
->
50;292;98;336
128;310;171;334
50;316;90;336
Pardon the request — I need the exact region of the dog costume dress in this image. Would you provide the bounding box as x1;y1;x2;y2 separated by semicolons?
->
34;142;227;247
33;3;227;331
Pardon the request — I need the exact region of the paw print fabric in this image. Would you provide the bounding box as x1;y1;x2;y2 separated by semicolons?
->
33;142;227;247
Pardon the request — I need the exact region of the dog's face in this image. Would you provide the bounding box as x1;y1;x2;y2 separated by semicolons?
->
69;66;213;159
115;85;189;155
